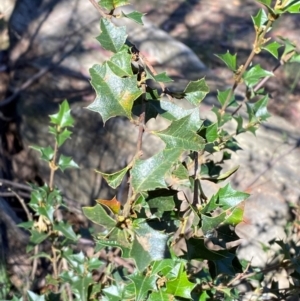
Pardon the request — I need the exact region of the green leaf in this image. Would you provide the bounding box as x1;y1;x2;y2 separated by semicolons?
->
148;291;172;301
27;291;45;301
165;262;196;299
131;149;182;193
183;78;210;105
36;204;55;223
82;204;116;229
61;271;93;301
234;115;246;135
201;212;227;234
53;221;78;241
145;68;173;83
56;128;72;147
201;183;249;214
49;100;74;128
128;272;157;301
57;155;79;171
246;94;271;122
202;165;240;183
121;10;144;25
283;1;300;13
224;206;244;226
251;8;268;28
262;41;282;59
215;51;237;71
88;63;142;123
96;165;129;189
107;50;133;77
29;230;49;245
96;18;127;53
30;145;54;161
153;114;205;151
99;0;129;11
131;221;170;271
217;89;236;107
147;189;176;218
243;64;273;87
206;123;218;143
95;237;131;258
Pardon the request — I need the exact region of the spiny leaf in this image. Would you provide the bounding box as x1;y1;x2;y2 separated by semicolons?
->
262;41;282;59
82;204;116;229
201;183;250;214
131;149;182;193
96;165;129;189
96;18;127;53
30;146;54;162
53;222;78;241
246;94;271;122
128;272;157;301
107;50;133;77
121;10;145;25
88;63;142;123
153;114;205;151
96;196;121;214
131;221;170;271
251;8;268;28
49;100;74;128
184;78;210;105
243;64;273;87
58;155;79;171
165;262;196;299
215;51;237;71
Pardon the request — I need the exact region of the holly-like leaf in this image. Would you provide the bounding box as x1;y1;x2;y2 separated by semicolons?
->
217;89;237;107
30;145;54;161
131;149;182;193
165;262;196;299
57;155;79;171
96;196;121;214
251;8;268;28
148;291;172;301
201;212;227;234
53;221;78;241
215;51;237;71
246;94;271;123
153;114;205;151
107;50;133;77
96;18;127;53
206;123;218;143
283;1;300;13
145;68;173;83
201;184;250;214
121;10;145;25
262;41;282;59
243;65;273;87
82;204;116;229
96;165;129;189
56;128;72;147
184;78;210;105
99;0;129;11
131;221;170;271
224;203;245;226
88;63;142;123
49;100;74;128
128;272;157;301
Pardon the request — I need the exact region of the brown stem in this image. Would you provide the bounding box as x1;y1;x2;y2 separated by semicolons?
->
123;87;146;217
192;152;199;206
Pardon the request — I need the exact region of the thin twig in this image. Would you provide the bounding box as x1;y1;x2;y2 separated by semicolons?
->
49;141;58;191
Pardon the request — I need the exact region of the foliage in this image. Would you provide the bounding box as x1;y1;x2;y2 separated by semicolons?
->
4;0;300;300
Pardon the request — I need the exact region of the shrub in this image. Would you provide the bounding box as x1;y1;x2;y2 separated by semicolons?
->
4;0;300;300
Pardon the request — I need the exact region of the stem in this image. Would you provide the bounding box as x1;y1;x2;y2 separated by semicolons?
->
221;19;274;114
192;151;199;206
51;246;59;290
123;87;146;218
49;140;58;191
